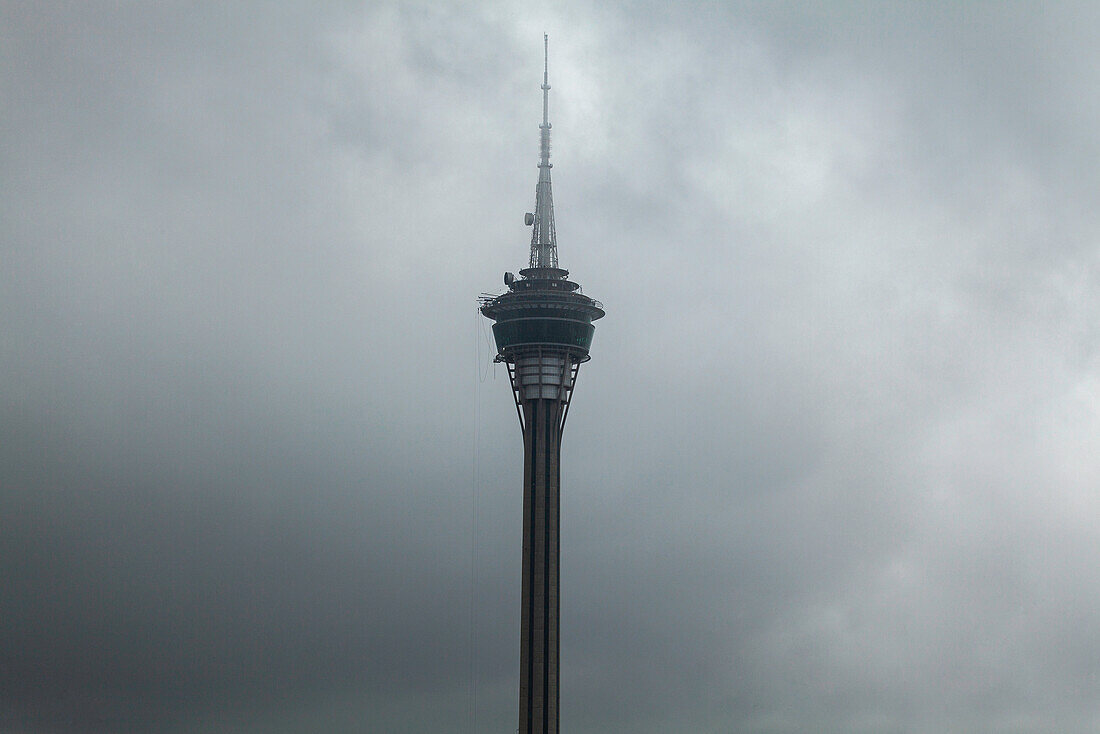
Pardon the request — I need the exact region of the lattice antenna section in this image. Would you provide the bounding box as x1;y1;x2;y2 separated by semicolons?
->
529;33;558;270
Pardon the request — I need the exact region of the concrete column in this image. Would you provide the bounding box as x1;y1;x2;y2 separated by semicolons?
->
518;397;563;734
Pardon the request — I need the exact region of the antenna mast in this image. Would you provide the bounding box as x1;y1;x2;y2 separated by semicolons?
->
529;33;558;270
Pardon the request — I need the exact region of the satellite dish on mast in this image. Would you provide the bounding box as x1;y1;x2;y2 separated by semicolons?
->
524;212;534;226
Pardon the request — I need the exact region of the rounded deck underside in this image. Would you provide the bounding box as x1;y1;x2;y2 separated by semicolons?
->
492;318;595;357
481;286;603;361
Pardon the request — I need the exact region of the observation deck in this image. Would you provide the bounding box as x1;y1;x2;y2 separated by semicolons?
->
480;268;605;363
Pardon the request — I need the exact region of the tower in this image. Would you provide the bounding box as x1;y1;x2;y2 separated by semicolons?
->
479;35;604;734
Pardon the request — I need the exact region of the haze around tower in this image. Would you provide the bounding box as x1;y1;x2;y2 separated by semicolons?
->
3;3;1100;733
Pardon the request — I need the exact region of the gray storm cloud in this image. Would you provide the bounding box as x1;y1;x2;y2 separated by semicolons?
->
3;2;1100;733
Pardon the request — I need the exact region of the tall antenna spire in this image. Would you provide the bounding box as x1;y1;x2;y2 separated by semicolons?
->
542;31;550;136
529;32;558;270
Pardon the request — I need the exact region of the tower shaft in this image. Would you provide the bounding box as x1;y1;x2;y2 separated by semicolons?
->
518;396;563;734
503;349;578;734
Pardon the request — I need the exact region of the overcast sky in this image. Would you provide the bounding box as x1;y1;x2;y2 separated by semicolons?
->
4;2;1100;732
